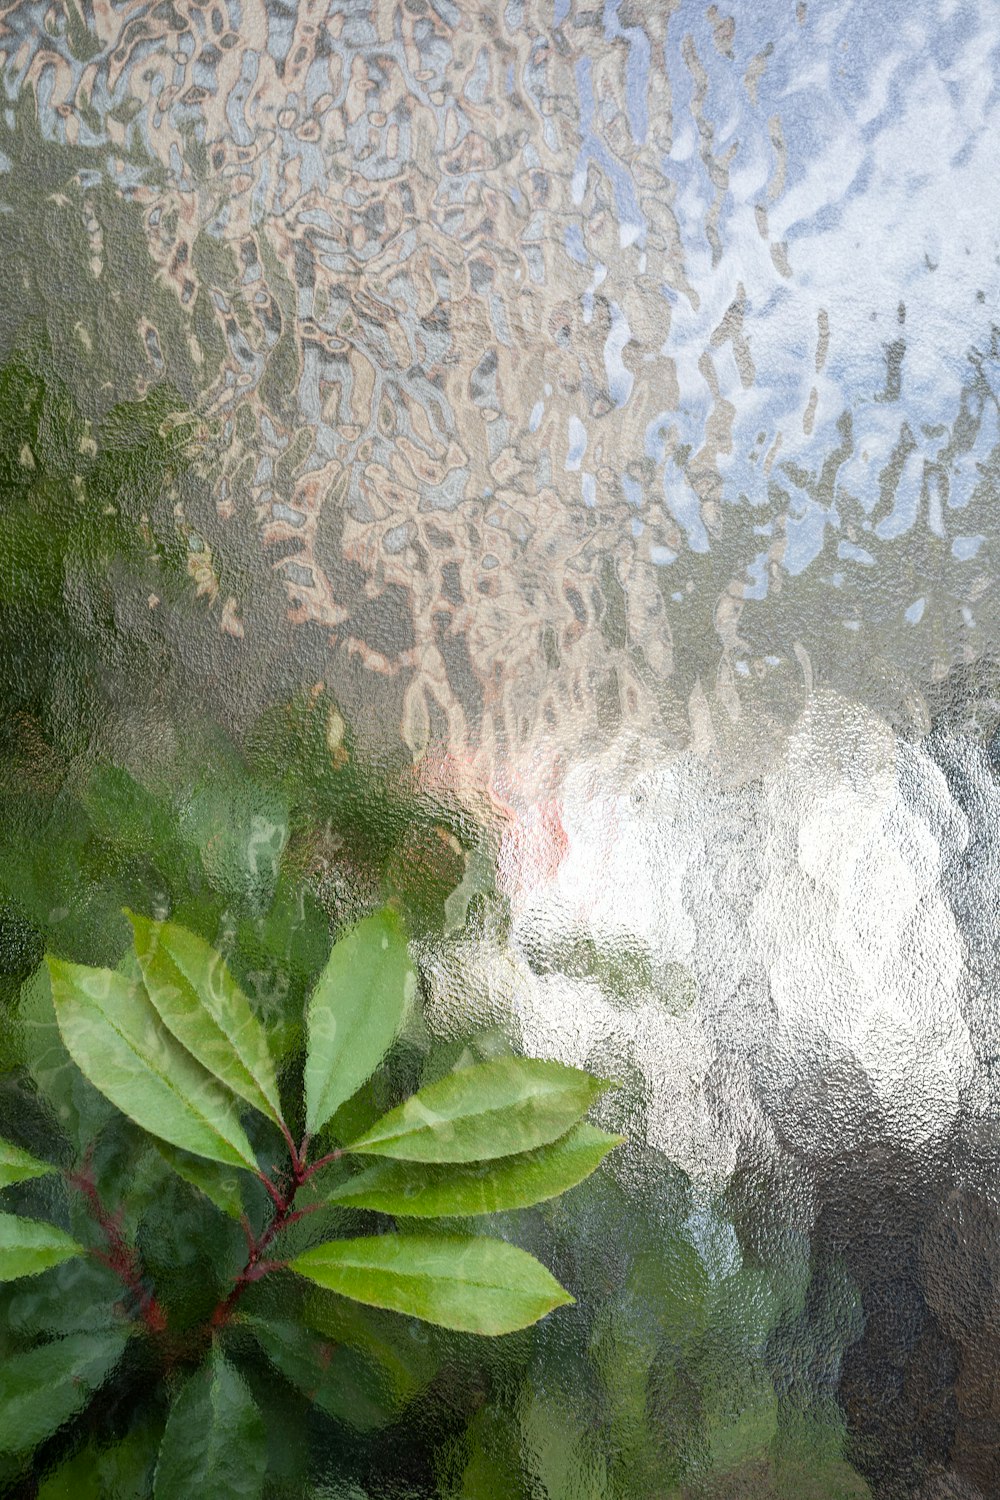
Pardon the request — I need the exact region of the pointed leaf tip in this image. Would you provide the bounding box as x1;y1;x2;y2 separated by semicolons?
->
304;908;416;1137
0;1137;57;1191
154;1348;265;1499
291;1233;573;1335
327;1122;624;1217
345;1057;608;1163
0;1331;130;1455
0;1213;84;1281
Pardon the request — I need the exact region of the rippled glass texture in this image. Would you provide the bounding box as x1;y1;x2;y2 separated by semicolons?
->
0;0;999;1496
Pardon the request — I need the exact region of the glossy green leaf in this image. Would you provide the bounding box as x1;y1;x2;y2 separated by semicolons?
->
47;957;259;1172
327;1122;623;1216
344;1058;609;1164
0;1137;56;1190
0;1213;85;1280
154;1347;265;1500
289;1233;574;1334
0;1330;130;1454
128;912;283;1127
304;908;416;1136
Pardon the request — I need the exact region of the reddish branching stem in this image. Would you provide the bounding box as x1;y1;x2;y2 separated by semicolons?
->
300;1148;342;1183
258;1171;287;1211
209;1166;299;1329
278;1118;303;1177
209;1129;343;1327
69;1126;334;1341
66;1166;167;1334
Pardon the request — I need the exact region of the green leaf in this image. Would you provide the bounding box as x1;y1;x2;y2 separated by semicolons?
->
344;1058;609;1164
0;1137;56;1190
6;1256;122;1338
19;965;115;1154
154;1347;266;1500
37;1421;162;1500
705;1376;779;1474
289;1233;574;1334
304;908;416;1136
128;913;283;1128
36;1447;103;1500
47;957;259;1172
0;1213;84;1280
327;1122;623;1216
0;1330;130;1454
448;1406;530;1500
152;1141;245;1220
521;1387;611;1500
301;1292;440;1396
246;1317;406;1433
80;765;175;860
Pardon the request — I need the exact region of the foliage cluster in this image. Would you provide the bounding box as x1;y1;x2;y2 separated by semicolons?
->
0;901;617;1496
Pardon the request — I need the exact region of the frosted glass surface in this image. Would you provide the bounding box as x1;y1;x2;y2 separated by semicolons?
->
0;1;998;1496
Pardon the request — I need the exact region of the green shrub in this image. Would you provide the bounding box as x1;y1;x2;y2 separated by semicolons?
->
0;905;617;1495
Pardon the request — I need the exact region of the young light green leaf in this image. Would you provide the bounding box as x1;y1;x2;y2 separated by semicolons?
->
344;1058;610;1164
154;1347;265;1500
0;1213;85;1280
0;1137;56;1190
0;1330;130;1454
128;912;283;1128
326;1122;623;1217
289;1233;574;1334
304;908;416;1136
47;957;259;1172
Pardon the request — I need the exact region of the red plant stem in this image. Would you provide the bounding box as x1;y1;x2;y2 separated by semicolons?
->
211;1168;300;1329
299;1148;342;1183
278;1118;302;1176
258;1171;287;1211
211;1127;346;1328
70;1127;336;1340
66;1168;167;1334
281;1201;325;1230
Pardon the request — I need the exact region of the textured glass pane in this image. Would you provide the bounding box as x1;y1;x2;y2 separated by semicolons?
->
0;1;996;1496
